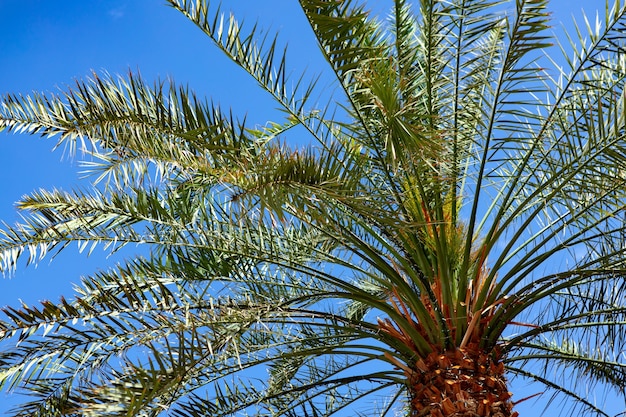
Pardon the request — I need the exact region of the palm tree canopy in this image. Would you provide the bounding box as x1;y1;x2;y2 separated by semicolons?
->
0;0;625;416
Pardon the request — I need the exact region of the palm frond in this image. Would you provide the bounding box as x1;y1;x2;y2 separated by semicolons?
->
167;0;327;139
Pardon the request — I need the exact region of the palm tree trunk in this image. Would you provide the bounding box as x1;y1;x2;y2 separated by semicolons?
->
408;347;517;417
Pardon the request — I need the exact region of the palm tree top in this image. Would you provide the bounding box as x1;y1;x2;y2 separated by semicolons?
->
0;0;625;416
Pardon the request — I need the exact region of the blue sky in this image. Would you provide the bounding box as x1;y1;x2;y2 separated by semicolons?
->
0;0;621;415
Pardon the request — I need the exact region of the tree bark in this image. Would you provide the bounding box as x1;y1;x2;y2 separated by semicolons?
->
408;346;518;417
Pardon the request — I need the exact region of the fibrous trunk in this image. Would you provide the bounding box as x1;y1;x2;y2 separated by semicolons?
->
408;346;517;417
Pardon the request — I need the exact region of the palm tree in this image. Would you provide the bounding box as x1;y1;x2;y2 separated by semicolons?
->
0;0;625;415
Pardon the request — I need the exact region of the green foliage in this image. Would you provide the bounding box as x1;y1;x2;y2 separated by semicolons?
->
0;0;625;415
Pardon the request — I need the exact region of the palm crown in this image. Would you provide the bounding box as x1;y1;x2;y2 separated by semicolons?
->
0;0;625;416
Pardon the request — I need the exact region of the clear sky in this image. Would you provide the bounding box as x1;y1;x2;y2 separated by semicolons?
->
0;0;620;415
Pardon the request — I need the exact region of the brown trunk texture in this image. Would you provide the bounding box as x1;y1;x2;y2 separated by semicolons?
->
408;347;517;417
